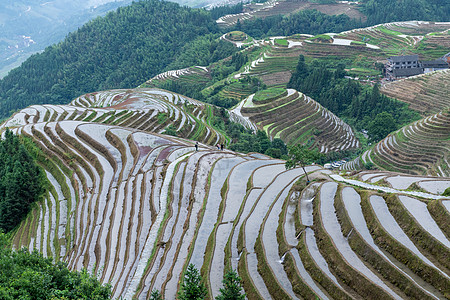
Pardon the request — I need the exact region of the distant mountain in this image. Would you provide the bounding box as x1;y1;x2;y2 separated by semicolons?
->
0;0;135;78
0;0;228;78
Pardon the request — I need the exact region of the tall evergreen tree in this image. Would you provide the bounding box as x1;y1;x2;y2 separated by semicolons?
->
177;264;207;300
216;269;245;300
0;129;44;232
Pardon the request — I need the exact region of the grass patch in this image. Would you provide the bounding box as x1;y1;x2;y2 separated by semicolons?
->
350;41;366;46
253;87;286;103
226;31;247;42
377;26;402;36
274;39;288;47
308;34;332;42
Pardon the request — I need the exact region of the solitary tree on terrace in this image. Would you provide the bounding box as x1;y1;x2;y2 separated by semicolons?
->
177;264;207;300
285;144;323;182
216;269;245;300
150;289;163;300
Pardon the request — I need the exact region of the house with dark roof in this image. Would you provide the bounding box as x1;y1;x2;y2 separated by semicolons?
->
392;68;423;78
422;59;449;73
387;55;420;69
386;55;423;79
385;54;449;80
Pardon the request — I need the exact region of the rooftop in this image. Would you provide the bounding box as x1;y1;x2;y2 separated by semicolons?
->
422;59;449;68
388;55;419;63
393;67;423;77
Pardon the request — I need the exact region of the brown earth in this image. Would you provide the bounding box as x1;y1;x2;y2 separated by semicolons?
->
261;71;292;86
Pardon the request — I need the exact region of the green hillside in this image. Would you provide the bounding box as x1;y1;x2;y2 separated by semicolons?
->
1;0;449;122
0;0;220;120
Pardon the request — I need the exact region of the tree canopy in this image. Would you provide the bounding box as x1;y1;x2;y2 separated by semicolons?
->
287;57;420;142
216;269;245;300
0;129;45;232
0;232;111;299
177;264;207;300
285;144;323;182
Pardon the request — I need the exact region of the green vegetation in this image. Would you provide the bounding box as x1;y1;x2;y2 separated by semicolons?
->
443;187;450;197
274;38;288;46
226;31;247;42
234;10;362;39
166;34;239;71
288;55;420;141
308;34;332;42
211;106;287;157
216;269;246;300
209;3;244;20
177;264;207;300
150;290;163;300
285;144;324;182
350;41;366;46
362;0;450;25
151;51;251;105
228;128;288;159
367;112;397;142
0;129;45;232
253;87;285;103
0;232;111;299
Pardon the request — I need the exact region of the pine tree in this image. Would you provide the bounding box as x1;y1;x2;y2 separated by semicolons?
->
150;289;163;300
177;264;207;300
0;129;44;232
216;269;245;300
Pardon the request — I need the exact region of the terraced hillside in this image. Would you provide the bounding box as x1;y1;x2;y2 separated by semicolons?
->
145;66;211;88
235;88;359;153
216;0;364;28
146;22;449;102
5;114;449;299
1;88;229;146
380;69;450;115
342;110;450;177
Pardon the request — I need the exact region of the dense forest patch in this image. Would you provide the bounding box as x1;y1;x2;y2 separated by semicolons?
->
0;129;45;232
0;232;111;299
287;55;421;142
0;0;220;120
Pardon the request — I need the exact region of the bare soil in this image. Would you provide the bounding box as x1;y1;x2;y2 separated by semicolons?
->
261;71;292;86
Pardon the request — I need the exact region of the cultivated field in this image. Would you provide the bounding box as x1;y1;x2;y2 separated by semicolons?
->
3;90;449;299
381;69;450;115
216;0;365;28
1;88;229;146
342;110;450;177
237;88;360;152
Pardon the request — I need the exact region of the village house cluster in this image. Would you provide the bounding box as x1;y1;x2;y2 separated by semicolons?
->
385;53;450;80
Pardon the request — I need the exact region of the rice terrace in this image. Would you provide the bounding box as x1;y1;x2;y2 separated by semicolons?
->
0;0;449;299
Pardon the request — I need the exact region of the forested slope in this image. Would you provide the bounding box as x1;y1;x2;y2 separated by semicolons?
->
2;0;449;122
0;0;220;120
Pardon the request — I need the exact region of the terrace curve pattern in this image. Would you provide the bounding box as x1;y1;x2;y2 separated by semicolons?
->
144;66;211;88
380;69;450;115
238;89;360;152
2;88;228;146
4;116;449;300
342;110;450;177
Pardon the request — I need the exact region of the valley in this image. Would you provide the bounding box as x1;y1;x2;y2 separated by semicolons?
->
0;0;449;299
